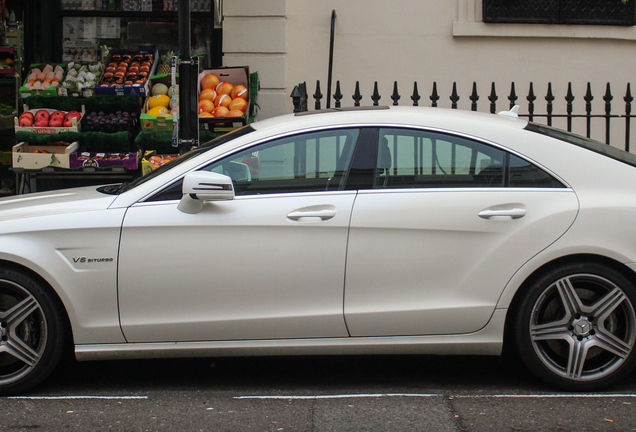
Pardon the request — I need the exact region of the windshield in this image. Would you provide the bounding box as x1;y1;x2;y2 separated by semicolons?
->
112;125;255;194
525;123;636;168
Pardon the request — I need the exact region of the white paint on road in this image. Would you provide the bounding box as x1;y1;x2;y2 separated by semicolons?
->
8;396;149;400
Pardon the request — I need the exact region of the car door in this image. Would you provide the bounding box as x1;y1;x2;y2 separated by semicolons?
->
344;128;579;336
118;128;360;343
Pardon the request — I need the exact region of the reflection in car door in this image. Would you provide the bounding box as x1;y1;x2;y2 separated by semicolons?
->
343;129;579;337
117;128;360;343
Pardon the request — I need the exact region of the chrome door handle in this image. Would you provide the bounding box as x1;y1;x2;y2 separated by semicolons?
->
287;209;336;221
478;208;527;219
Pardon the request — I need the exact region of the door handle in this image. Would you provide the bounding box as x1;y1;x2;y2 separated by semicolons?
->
287;209;336;221
478;208;526;220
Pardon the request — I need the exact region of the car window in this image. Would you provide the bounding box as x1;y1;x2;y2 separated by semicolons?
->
202;128;360;195
375;128;563;189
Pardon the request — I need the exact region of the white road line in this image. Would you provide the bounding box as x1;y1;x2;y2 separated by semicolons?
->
8;396;149;400
235;393;636;400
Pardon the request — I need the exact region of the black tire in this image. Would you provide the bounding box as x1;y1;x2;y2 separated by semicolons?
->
0;268;67;395
513;261;636;391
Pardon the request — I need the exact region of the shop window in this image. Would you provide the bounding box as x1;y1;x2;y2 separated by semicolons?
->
482;0;636;26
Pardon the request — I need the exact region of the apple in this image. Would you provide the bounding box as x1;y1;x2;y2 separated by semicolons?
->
34;117;49;127
63;118;74;127
35;110;50;120
49;118;64;127
20;112;34;120
18;116;33;127
66;110;82;121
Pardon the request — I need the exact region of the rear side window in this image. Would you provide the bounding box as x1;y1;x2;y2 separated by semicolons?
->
375;128;564;189
526;122;636;169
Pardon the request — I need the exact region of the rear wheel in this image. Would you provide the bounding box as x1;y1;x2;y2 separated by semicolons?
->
514;262;636;391
0;268;67;394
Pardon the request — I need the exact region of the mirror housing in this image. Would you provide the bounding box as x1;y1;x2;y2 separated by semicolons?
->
177;171;235;214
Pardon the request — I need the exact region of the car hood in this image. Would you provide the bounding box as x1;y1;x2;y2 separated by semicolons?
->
0;186;118;222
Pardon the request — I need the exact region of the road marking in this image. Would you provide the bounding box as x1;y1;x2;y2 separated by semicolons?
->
236;394;446;400
235;393;636;400
8;396;149;400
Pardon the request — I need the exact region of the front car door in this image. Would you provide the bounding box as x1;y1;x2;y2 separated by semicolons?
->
118;128;360;342
344;128;579;336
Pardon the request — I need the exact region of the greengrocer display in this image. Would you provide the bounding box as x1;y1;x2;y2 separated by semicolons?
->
6;48;260;194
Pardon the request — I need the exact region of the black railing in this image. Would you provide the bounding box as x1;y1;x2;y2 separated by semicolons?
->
291;80;635;152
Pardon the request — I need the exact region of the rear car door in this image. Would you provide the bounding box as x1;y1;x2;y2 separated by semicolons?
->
344;128;579;336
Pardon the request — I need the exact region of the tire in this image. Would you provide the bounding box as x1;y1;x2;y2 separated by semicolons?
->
514;261;636;391
0;268;67;395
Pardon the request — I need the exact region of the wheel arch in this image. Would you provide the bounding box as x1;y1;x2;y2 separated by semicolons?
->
502;253;636;352
0;259;75;347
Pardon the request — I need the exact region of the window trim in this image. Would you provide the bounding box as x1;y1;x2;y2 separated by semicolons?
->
454;0;636;40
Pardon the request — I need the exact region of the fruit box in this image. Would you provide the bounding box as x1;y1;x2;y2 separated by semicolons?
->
70;148;141;170
0;47;15;76
197;66;250;128
19;63;66;99
140;73;178;132
15;108;84;134
13;141;80;169
141;150;178;176
95;49;158;97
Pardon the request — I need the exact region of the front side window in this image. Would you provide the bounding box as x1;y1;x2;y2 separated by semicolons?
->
375;128;564;189
203;128;359;195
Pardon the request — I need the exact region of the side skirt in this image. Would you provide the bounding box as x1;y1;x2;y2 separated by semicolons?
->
76;309;506;362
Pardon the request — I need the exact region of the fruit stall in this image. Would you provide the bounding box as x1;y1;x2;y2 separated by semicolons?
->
7;51;259;194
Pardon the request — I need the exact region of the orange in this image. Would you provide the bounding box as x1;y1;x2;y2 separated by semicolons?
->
199;88;216;102
198;99;214;113
201;73;220;90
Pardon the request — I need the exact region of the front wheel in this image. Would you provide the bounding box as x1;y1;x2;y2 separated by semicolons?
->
514;262;636;391
0;268;67;394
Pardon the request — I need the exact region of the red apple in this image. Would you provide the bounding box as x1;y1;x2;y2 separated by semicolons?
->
35;109;50;120
49;118;64;127
63;118;73;127
18;116;33;127
66;111;82;121
34;117;48;127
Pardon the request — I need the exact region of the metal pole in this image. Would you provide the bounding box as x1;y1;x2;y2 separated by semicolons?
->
326;10;337;109
178;0;199;154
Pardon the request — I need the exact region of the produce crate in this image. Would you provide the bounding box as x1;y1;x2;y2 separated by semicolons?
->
0;47;15;76
15;108;84;134
140;73;178;132
57;62;103;97
197;66;250;130
95;49;158;97
141;150;177;175
13;141;79;169
70;148;140;169
19;64;66;99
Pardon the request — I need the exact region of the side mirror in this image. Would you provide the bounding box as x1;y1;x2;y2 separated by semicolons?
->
177;171;235;214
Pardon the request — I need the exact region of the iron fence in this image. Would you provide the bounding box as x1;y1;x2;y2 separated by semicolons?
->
291;80;635;152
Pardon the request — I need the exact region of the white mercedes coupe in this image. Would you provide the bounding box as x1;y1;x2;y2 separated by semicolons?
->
2;106;636;393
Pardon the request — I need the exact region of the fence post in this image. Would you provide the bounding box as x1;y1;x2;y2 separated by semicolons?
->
411;82;421;106
489;83;497;113
584;83;593;138
604;83;613;144
625;84;633;152
470;82;479;111
566;83;574;132
527;83;536;122
546;83;554;126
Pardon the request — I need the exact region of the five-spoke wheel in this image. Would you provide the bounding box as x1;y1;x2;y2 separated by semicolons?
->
515;262;636;391
0;269;66;395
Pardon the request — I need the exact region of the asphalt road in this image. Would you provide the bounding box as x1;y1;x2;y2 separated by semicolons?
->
2;355;636;431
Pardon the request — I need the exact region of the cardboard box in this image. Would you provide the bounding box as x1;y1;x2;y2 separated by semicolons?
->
95;49;158;97
197;67;250;129
15;108;83;134
140;73;178;132
13;142;79;169
141;150;177;175
70;149;140;170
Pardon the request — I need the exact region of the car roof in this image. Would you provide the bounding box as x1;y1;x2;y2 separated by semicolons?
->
249;106;529;138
